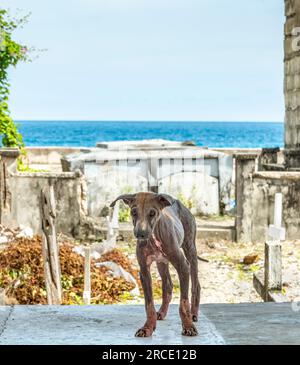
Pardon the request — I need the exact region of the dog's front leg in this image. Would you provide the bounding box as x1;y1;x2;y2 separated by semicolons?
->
135;246;156;337
169;250;198;336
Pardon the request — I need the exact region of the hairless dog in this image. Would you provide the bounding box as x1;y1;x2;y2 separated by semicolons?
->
110;192;200;337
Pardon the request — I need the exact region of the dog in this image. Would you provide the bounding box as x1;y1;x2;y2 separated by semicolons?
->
110;192;200;337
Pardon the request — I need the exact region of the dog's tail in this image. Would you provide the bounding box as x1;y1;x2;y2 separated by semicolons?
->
197;256;209;263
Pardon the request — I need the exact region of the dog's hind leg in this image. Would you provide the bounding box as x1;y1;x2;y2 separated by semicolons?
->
183;245;200;322
156;262;173;320
181;216;201;323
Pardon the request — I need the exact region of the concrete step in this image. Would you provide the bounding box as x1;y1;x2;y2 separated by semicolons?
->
196;226;235;241
261;163;285;171
109;224;236;241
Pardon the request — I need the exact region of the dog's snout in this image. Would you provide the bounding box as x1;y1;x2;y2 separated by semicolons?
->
135;229;149;240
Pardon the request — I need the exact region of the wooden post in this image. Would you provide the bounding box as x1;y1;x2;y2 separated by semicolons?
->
40;182;62;305
83;247;91;305
111;200;119;231
106;216;115;241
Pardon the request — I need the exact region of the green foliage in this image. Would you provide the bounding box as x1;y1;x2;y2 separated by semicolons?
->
0;8;29;148
177;192;194;210
117;187;134;222
17;148;49;172
118;204;131;222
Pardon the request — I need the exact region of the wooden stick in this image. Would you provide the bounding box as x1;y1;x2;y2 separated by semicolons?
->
111;200;119;230
40;182;62;305
83;247;91;305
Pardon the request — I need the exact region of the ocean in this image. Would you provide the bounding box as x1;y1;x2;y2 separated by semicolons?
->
16;121;284;148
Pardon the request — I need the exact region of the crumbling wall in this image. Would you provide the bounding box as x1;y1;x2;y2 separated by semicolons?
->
26;147;84;166
236;153;300;242
0;149;87;237
251;172;300;241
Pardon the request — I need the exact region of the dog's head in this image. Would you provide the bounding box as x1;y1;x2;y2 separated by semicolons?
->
110;192;174;240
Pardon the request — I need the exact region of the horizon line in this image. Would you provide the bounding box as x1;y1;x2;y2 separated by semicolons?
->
15;119;284;123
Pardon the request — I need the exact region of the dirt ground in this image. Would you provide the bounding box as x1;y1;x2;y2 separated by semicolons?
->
118;237;300;305
1;220;299;306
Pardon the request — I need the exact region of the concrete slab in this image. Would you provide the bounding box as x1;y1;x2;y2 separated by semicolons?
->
0;305;224;345
203;302;300;345
0;303;299;345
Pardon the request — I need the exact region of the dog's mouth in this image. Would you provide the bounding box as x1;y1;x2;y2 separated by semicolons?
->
134;230;152;240
135;234;151;241
134;231;154;241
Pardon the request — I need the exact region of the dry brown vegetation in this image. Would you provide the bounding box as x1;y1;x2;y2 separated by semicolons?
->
0;237;136;305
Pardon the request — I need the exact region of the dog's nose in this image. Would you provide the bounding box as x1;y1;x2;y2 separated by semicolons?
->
135;230;148;240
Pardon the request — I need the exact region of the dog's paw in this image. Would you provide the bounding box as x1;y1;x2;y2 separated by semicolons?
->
182;324;198;337
135;327;154;337
156;311;167;320
192;314;198;322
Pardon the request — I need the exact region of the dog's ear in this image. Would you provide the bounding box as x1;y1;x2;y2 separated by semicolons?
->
110;194;136;208
155;194;175;209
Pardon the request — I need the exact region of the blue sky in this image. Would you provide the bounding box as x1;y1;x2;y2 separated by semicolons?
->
2;0;284;121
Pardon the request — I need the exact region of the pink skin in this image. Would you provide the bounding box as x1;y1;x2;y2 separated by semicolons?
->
179;299;198;336
157;293;172;320
135;303;157;337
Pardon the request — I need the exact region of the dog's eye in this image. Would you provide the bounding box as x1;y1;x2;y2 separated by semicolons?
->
131;208;137;216
149;210;156;217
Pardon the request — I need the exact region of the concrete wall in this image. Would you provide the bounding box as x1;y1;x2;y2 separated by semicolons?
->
67;147;234;217
252;172;300;241
235;154;258;242
0;150;87;237
236;154;300;242
159;171;219;215
26;147;84;165
83;157;223;217
0;146;235;239
25;147;86;172
85;162;148;217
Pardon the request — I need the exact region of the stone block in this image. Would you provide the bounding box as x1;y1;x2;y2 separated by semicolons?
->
285;36;300;60
285;13;300;36
285;72;300;91
285;89;300;108
285;0;300;17
285;55;300;75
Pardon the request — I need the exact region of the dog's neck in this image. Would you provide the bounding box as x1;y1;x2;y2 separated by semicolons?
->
149;234;167;257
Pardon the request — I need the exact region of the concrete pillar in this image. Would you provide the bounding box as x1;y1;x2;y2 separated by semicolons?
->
0;148;20;223
235;153;257;242
284;0;300;168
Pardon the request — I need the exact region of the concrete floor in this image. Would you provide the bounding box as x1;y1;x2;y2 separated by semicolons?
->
0;303;299;345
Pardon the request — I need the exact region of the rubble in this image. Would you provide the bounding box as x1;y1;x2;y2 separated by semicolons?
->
0;224;34;246
95;261;140;297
